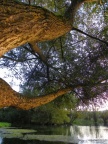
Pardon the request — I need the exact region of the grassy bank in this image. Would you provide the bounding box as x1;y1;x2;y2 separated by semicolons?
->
0;122;11;127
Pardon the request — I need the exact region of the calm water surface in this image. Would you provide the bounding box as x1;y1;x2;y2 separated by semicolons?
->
0;125;108;144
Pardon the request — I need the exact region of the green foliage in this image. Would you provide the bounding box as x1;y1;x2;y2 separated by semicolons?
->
73;118;94;126
99;110;108;126
72;110;104;126
0;122;11;127
1;107;108;126
23;89;78;125
31;102;71;125
0;108;31;124
0;92;78;125
51;109;70;124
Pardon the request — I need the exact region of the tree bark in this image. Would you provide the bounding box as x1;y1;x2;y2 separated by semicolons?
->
0;0;72;57
0;0;97;57
29;42;47;64
0;78;71;110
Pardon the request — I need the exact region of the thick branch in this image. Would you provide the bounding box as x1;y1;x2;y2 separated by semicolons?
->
0;78;71;110
0;0;98;57
2;55;35;62
0;0;71;57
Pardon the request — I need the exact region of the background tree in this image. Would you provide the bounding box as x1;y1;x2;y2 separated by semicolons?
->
100;111;108;126
29;92;77;125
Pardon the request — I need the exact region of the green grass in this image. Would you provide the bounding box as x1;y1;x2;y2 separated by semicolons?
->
0;122;11;127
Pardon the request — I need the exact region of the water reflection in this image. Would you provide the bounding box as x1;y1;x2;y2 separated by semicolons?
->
0;138;2;144
2;138;66;144
0;126;108;144
70;126;108;144
70;126;108;139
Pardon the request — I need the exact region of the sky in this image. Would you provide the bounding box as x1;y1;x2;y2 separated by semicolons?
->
0;68;20;92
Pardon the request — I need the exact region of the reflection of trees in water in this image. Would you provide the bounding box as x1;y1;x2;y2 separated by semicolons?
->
1;126;108;143
0;137;2;144
37;125;71;136
70;126;102;139
89;126;100;138
2;138;65;144
3;138;26;144
70;126;83;138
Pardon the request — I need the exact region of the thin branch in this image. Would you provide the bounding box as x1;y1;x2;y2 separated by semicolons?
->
60;37;64;60
29;42;48;65
2;55;36;62
73;27;108;46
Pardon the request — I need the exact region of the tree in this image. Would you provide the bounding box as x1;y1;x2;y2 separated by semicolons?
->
0;0;108;110
28;92;77;125
100;111;108;126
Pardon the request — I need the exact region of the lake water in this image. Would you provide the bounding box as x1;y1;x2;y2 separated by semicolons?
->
0;125;108;144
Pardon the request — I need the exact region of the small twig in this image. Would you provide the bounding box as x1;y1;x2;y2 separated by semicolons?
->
2;55;36;62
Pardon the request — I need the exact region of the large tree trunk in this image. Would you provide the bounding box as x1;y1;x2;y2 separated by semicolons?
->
0;0;97;57
0;0;72;57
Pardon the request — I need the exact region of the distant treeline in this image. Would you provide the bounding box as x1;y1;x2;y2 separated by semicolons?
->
0;107;108;126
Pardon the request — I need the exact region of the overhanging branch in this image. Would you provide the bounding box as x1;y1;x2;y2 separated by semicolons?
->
0;78;72;110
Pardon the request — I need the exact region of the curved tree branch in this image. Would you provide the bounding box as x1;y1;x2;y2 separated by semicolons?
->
0;78;72;110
